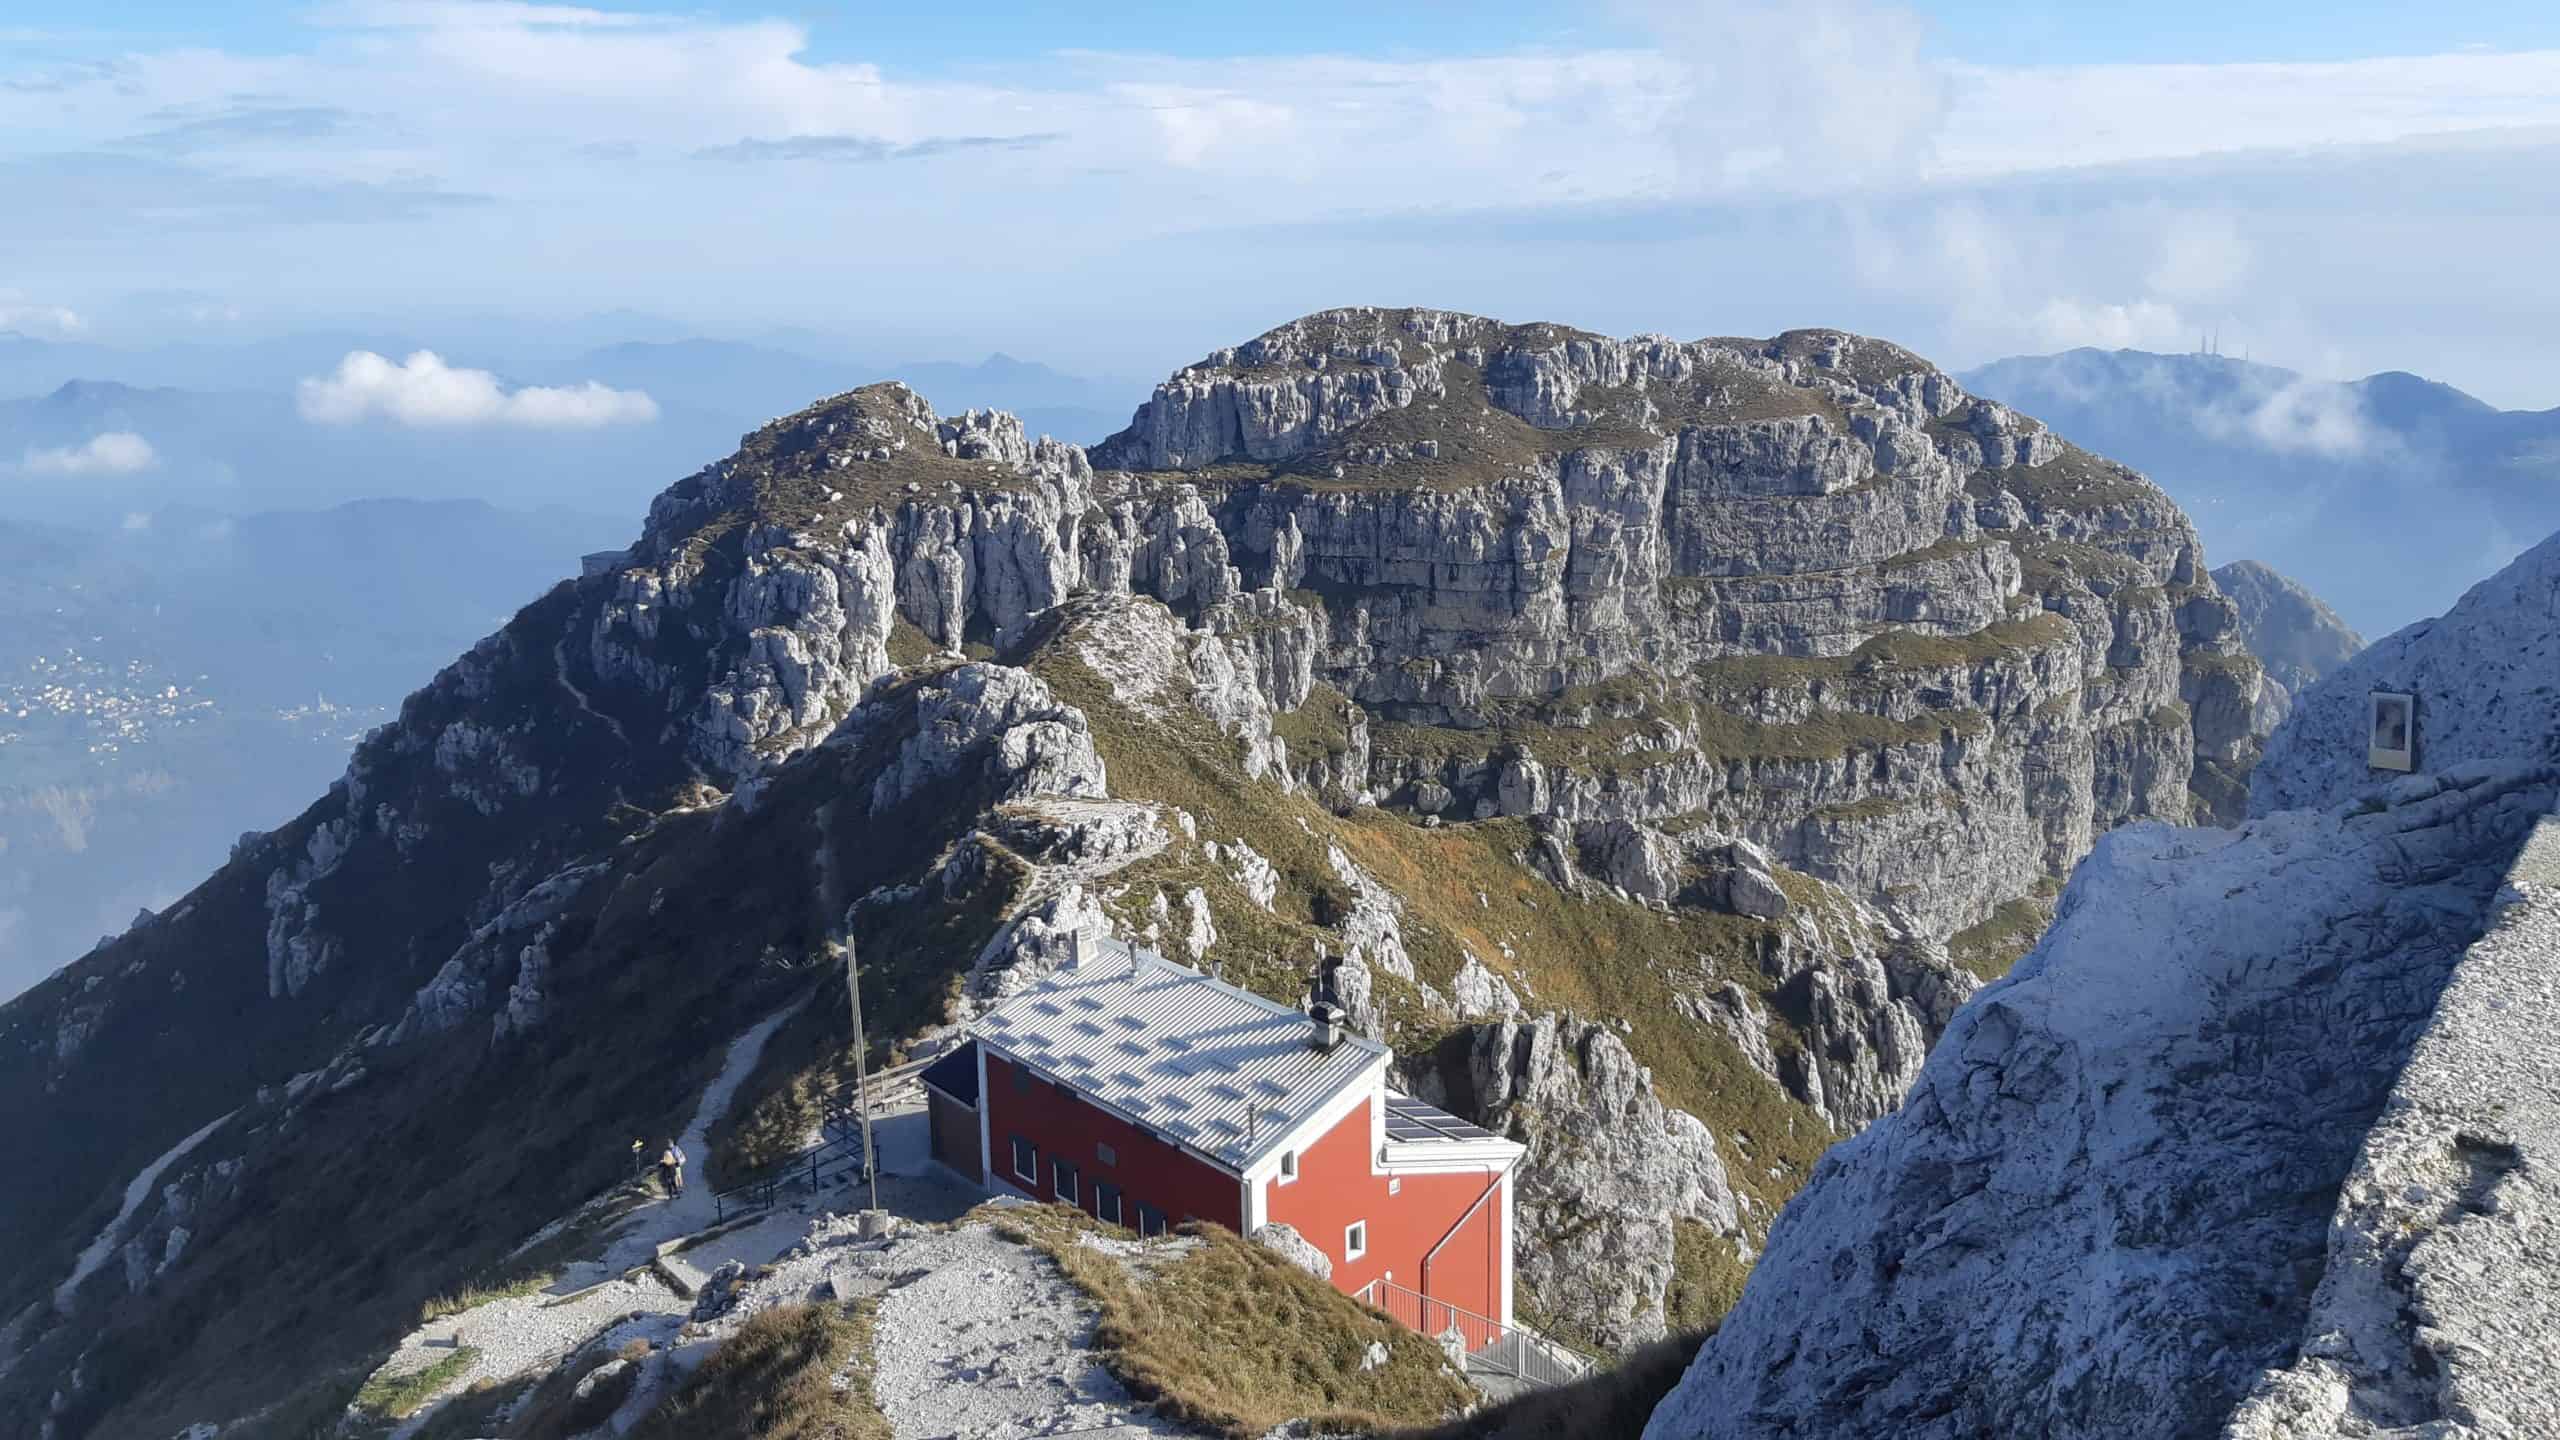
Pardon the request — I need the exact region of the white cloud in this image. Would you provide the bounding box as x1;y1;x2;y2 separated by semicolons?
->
0;289;84;337
2143;214;2251;302
1635;0;1949;193
2206;379;2390;460
5;4;2560;404
1937;50;2560;180
2030;297;2193;352
21;432;158;476
297;349;659;428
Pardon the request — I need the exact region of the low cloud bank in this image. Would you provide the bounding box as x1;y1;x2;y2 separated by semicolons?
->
21;432;157;476
297;350;659;428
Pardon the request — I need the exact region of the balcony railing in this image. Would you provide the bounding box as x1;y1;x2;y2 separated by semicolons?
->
1354;1276;1601;1391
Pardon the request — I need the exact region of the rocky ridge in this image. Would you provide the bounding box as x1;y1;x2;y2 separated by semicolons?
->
2212;559;2366;735
1646;530;2560;1439
0;307;2257;1432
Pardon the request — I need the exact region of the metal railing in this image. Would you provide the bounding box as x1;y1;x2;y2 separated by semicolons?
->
1355;1276;1601;1390
705;1058;932;1223
709;1128;867;1223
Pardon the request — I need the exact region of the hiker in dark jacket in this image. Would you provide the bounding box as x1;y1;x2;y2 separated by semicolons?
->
658;1140;685;1197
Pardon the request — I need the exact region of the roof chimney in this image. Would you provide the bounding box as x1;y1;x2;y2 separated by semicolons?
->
1309;999;1341;1053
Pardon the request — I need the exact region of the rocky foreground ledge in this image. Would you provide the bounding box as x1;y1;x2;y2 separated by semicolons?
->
1643;762;2560;1439
2225;803;2560;1438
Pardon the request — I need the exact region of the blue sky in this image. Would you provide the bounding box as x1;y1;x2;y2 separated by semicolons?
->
3;1;2558;405
18;1;2560;66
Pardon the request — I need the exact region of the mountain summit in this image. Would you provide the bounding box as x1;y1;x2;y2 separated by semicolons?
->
0;307;2261;1436
1961;347;2560;637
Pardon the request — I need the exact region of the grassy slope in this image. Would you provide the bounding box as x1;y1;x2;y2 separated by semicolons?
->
628;1301;890;1440
990;1204;1473;1438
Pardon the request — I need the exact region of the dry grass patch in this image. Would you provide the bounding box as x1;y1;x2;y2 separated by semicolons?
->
352;1347;479;1425
628;1301;888;1440
990;1204;1472;1438
408;1377;522;1440
1946;894;2056;984
416;1272;557;1326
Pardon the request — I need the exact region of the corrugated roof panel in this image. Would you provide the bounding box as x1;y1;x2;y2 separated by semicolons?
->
973;936;1386;1172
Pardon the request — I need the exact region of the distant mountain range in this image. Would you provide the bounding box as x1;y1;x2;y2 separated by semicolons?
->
0;333;1143;526
1960;349;2560;637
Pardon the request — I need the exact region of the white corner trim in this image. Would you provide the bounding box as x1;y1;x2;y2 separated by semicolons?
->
974;1039;993;1187
1239;1057;1387;1187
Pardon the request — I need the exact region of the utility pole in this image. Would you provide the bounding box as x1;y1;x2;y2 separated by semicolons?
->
816;801;880;1219
845;929;880;1216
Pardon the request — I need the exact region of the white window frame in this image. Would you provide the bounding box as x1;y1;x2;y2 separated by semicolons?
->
1054;1159;1079;1206
1011;1136;1038;1185
1277;1148;1299;1185
1344;1220;1367;1262
1097;1183;1123;1227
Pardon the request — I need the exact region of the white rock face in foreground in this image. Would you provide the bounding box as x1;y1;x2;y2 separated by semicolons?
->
1645;762;2557;1440
2226;807;2560;1438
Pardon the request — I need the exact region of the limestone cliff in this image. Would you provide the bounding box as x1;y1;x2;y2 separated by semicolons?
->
0;308;2259;1433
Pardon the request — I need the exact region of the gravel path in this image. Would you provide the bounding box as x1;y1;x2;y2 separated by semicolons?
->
861;1224;1186;1440
602;1002;800;1272
369;1004;802;1437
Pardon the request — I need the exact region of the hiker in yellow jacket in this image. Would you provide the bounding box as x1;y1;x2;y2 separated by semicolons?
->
657;1139;685;1198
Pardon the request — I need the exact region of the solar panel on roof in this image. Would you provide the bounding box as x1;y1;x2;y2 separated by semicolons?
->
1385;1095;1498;1143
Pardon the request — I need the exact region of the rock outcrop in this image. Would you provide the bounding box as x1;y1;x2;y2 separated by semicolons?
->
2213;559;2365;696
2213;559;2366;734
1647;530;2560;1440
1414;1014;1744;1350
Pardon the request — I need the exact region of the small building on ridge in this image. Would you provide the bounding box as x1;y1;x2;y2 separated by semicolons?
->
921;935;1522;1341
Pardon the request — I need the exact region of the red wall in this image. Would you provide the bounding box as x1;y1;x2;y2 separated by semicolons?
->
1263;1098;1506;1324
980;1050;1244;1232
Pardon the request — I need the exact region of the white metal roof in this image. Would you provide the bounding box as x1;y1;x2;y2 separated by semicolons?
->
974;936;1387;1174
